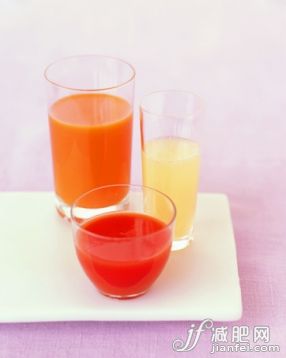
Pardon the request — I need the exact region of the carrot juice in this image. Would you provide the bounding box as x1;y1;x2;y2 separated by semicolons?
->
49;93;133;206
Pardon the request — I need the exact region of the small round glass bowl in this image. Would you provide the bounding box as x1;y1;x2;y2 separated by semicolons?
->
71;184;176;299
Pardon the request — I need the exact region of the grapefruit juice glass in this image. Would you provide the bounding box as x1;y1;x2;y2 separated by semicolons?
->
140;90;202;251
71;184;176;299
45;55;135;218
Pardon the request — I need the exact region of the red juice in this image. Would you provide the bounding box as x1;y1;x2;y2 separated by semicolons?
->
75;212;172;297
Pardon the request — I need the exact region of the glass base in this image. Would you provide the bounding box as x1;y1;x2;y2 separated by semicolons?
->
99;289;148;300
171;227;194;251
55;195;72;221
55;190;132;222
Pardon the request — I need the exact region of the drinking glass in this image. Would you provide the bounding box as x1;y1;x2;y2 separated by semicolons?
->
140;90;202;251
71;184;176;299
45;55;135;219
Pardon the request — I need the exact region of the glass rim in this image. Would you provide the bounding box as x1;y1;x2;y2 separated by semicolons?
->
140;89;203;121
70;184;176;241
44;54;136;92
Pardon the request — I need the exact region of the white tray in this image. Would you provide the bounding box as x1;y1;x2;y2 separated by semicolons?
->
0;192;242;322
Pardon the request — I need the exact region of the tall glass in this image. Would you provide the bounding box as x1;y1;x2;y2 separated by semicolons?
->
140;90;202;251
44;55;135;219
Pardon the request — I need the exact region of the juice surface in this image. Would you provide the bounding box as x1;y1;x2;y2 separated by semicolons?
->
49;93;133;205
142;137;200;238
75;212;171;297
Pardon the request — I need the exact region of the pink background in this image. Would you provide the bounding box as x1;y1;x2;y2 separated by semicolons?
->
0;1;285;357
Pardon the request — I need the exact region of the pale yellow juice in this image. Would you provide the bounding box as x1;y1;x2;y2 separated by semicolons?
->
142;137;200;239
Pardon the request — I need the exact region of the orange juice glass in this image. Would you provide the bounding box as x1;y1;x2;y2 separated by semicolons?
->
45;55;135;219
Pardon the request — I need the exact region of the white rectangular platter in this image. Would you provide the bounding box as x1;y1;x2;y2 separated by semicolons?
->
0;192;242;322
